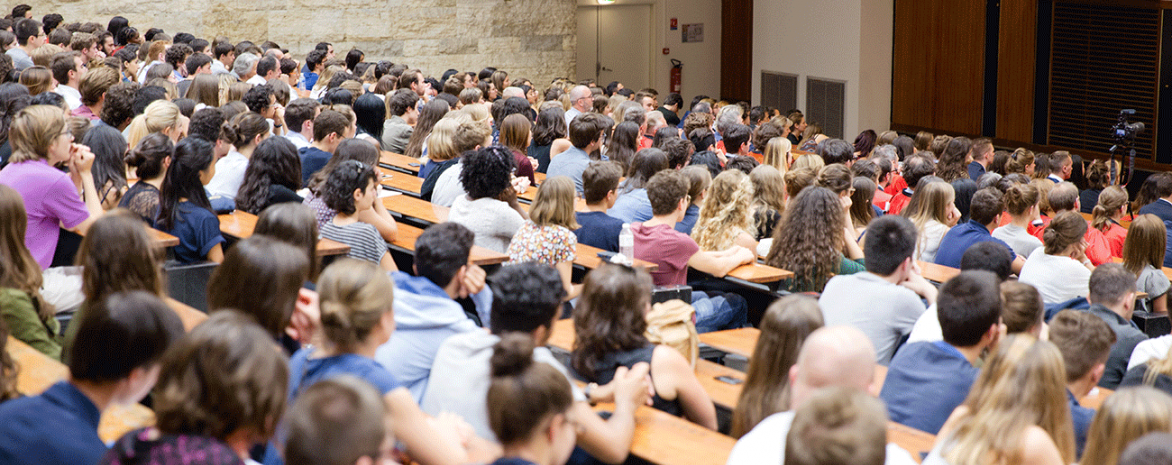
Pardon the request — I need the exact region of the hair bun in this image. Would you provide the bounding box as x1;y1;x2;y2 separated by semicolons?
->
490;333;536;378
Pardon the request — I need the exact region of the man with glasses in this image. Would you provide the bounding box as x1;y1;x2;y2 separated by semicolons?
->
7;18;42;71
564;85;591;127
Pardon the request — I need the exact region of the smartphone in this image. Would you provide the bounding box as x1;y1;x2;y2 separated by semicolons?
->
715;375;744;385
409;162;421;167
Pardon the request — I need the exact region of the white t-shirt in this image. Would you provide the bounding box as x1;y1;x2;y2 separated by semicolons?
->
991;224;1043;259
917;220;950;263
1129;335;1172;370
1018;248;1091;304
205;149;248;200
727;411;919;465
907;303;943;344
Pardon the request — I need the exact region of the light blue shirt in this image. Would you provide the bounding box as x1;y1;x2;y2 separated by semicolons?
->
545;146;591;194
609;188;652;224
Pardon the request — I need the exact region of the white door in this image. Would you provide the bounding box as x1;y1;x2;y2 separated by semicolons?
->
576;5;651;90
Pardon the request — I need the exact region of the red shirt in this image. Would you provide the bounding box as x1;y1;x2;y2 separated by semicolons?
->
886;177;908;197
631;222;699;286
887;189;913;216
1104;222;1127;258
873;189;892;213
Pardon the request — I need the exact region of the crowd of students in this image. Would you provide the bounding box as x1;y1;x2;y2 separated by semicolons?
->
3;7;1172;465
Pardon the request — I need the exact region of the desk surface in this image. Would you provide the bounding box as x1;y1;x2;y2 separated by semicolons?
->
698;328;759;359
726;262;793;284
917;260;960;283
597;403;734;465
888;422;935;463
380;151;421;173
217;211;351;257
379;167;425;195
148;228;179;248
390;223;508;266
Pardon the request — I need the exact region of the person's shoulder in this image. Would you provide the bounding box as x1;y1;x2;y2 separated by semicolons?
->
733;410;795;453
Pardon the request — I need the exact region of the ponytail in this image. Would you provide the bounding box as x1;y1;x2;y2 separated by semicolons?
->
316;259;394;353
1091;186;1128;232
1043;211;1087;255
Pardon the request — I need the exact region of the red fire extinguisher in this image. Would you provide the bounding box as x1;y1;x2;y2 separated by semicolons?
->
670;59;682;94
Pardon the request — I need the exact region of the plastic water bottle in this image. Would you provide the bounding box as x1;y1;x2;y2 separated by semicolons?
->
619;223;634;259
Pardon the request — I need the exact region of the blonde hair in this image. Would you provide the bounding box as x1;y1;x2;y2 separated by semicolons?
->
19;66;53;95
692;169;755;251
529;176;579;230
902;181;955;258
762;137;792;172
8;105;66;164
426;118;460;162
1031;178;1055;215
750;165;786;236
1122;214;1166;277
125;100;183;148
1081;387;1172;465
943;335;1076;465
791;153;824;172
1092;186;1128;232
217;73;237;106
317;259;394;354
313;65;345;92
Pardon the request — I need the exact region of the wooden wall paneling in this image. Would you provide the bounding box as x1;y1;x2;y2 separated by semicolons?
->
721;0;752;102
996;0;1038;144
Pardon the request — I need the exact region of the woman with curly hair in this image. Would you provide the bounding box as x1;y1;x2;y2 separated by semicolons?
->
319;160;395;271
765;186;864;292
750;165;785;240
936;136;973;182
234;137;302;215
692;169;758;252
448;146;530;253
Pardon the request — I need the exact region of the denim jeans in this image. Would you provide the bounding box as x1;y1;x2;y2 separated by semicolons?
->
692;290;748;333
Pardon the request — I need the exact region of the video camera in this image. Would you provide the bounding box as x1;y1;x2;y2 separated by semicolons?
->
1113;109;1145;141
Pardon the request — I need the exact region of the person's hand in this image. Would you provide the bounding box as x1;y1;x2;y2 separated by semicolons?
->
498;184;519;205
511;176;530;195
612;362;653;409
736;246;756;265
70;143;95;174
272;103;286;126
286;288;321;345
459;264;486;298
946;205;962;226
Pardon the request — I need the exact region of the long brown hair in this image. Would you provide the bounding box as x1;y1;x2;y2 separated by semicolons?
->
208;236;310;338
1122;214;1166;276
766;186;847;292
0;185;51;318
1080;386;1172;465
255;203;321;281
730;295;823;438
77;209;164;304
403;99;450;159
0;319;18;401
936;136;973;182
1091;186;1128;232
1042;211;1087;255
571;265;653;380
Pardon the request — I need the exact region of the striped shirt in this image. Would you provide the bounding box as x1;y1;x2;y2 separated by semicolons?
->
321;220;386;264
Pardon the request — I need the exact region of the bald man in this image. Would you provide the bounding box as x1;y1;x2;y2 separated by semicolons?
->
727;326;918;465
565;85;591;127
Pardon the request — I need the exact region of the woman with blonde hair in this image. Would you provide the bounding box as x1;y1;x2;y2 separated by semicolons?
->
762;136;792;172
1090;186;1129;259
1005;148;1036;176
902;180;960;262
309;64;344;100
506;176;581;298
730;295;823;438
927;335;1075;465
19;66;53;95
790;153;824;172
1080;387;1172;465
750;165;786;240
692;169;758;252
1122;214;1170;314
125;99;187;148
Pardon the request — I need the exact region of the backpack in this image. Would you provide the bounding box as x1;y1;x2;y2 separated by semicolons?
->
644;299;699;367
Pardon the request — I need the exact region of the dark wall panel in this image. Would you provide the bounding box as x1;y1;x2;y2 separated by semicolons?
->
996;0;1037;143
721;0;752;102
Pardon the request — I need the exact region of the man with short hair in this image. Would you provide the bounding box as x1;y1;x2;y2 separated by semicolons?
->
819;138;856;166
575;161;625;252
880;271;998;434
300;109;350;184
7;18;42;70
251;55;278;86
164;43;191;81
819;216;936;364
381;88;419;154
398;68;427;98
786;388;890;465
69;32;101;62
635;91;657;114
1049;150;1073;183
1049;309;1116;456
968;138;993;181
934;187;1025;273
374;222;490;402
282;98;320;150
232;52;259;84
97;31;116;57
723;124;752;160
99;81;138;130
210;40;234;75
177;52;212;98
73;65;116;121
187;107;231;159
547;112;604;194
657;92;682;127
564;85;591;127
302;49;326;90
50;51;86;109
1084;263;1147;389
728;326;919;465
1137;172;1172;223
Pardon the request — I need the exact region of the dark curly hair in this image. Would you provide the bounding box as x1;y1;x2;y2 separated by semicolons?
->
242;84;274;114
765;186;848;292
459;146;515;200
100;81;138;129
321;160;376;215
936;136;973;183
235;137;302;214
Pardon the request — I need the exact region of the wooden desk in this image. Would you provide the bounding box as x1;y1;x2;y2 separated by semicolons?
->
379;167;424;196
917;260;960;283
217;211;352;257
7;337;154;443
384;194;449;224
888;422;935;463
389;223;508;266
1079;386;1113;410
148;228;179;248
380;151;421;174
726;263;793;284
596;403;734;465
574;243;658;271
698;328;759;359
694;359;744;410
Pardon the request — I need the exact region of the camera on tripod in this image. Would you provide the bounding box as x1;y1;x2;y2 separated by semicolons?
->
1113;109;1145;141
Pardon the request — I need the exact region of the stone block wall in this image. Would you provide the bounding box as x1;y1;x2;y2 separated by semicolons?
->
37;0;577;86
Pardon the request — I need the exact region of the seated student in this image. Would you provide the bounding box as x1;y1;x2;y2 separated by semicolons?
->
507;176;580;298
819;215;935;364
1035;182;1111;265
880;271;1000;434
1048;309;1116;457
448;146;530;254
1019;211;1093;304
1081;264;1147;389
908;242;1015;343
430;116;497;207
676;165;711;235
424;263;651;462
484;335;579;465
574;161;625;252
207;235;312;355
0;291;184;465
263;259;484;465
283;376;395;465
302;138;398;242
731;295;824;438
785;387;890;465
156;137;225;264
235;136;303;214
1089;186;1129;259
254;202;321;281
691;169;758;252
886;153;936;216
766;185;866;292
0;185;61;359
925;335;1075;465
319;160;396;271
381;88;419;154
1000;281;1045;338
205;112;268;200
102;311;288;463
749;165;784;240
298;109;350;186
374;222;490;402
609;148;669;224
933;187;1025;273
499;113;536;184
1137;171;1172;223
125;99;189;148
1122;214;1170;314
903;179;960;262
119;133;173;223
632;170;753;332
571;264;717;429
728;326;919;465
1080;387;1172;465
992;182;1044;258
547;112;604;194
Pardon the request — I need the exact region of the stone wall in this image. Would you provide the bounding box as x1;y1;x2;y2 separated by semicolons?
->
39;0;577;86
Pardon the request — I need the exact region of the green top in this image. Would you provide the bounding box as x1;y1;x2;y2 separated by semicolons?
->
0;288;62;360
781;256;866;293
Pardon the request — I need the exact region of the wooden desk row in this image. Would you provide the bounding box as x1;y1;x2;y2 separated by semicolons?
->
216;211;351;256
388;223;508;266
380;151;546;184
378;166;539;202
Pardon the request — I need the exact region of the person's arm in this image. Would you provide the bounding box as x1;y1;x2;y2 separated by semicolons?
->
733;230;757;251
550;138;572;158
501;186;530;221
358;201;399;242
206;243;224;263
0;292;62;360
901;261;938;305
572;363;652;464
555;260;582;300
1011;255;1026;275
842;227;864;259
651;345;717;430
1154;293;1168;314
687;246;755;278
1020;425;1066;465
379;250;398;272
384;388;480;465
66;144;104;234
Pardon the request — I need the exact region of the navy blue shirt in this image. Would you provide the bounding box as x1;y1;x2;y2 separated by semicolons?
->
160;201;225;265
0;381;106;465
879;341;979;435
933;219;1017;268
967;161;986;181
1068;389;1094;458
675;204;700;235
575;211;623;252
299;146;332;186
